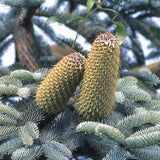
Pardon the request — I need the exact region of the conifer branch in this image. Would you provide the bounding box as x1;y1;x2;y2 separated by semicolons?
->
0;138;23;154
125;131;160;149
11;146;42;160
129;146;160;160
43;141;72;159
131;125;160;138
18;126;33;146
96;124;125;144
0;104;21;119
116;112;160;131
0;114;17;126
104;146;127;160
0;126;17;140
25;121;39;139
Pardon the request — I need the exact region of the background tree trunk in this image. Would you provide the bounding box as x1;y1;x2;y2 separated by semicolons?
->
13;19;40;71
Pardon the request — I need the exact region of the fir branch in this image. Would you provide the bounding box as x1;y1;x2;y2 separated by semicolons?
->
63;137;81;151
43;146;67;160
76;121;100;133
130;146;160;160
130;125;160;138
18;125;33;146
117;76;138;91
0;84;18;96
43;141;72;158
42;141;72;160
144;100;160;110
115;91;125;103
77;122;125;144
0;81;32;98
116;112;160;131
0;126;17;140
39;55;62;66
84;133;116;158
22;83;38;97
120;99;137;115
125;131;160;148
33;68;50;81
40;108;83;151
0;104;21;120
104;146;127;160
0;75;23;87
25;121;39;139
17;87;31;98
0;67;10;77
14;100;44;125
40;128;59;144
0;138;23;154
133;107;148;114
0;113;17;126
122;86;151;101
11;146;42;160
10;70;35;84
96;124;125;144
136;68;160;86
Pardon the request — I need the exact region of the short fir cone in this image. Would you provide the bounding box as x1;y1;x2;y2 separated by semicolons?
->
78;32;120;121
35;52;86;114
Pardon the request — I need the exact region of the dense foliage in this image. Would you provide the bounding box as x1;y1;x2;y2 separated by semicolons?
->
0;0;160;160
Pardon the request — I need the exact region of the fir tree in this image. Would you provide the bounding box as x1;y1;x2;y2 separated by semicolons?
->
0;0;160;160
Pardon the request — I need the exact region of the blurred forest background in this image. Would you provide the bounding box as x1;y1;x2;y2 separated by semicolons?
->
0;0;160;74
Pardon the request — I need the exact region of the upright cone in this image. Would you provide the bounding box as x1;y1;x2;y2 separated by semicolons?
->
36;52;86;114
78;32;120;121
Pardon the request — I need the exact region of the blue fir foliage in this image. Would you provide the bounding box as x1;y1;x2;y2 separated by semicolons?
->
0;0;160;159
76;67;160;160
0;62;160;159
0;66;82;159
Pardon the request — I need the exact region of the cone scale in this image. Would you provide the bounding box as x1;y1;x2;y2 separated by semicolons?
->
35;52;86;114
78;32;120;121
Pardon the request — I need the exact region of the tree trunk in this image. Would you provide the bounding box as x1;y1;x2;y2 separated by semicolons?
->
13;15;41;71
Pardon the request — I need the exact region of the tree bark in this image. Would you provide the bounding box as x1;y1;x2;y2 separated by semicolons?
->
13;20;40;71
13;6;41;71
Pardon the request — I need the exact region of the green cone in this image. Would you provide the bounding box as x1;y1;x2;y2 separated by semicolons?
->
36;52;86;114
78;32;120;121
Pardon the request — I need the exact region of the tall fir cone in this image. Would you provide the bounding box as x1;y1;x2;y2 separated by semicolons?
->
35;52;86;114
78;32;120;121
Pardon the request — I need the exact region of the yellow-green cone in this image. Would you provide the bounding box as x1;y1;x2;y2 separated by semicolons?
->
35;52;86;114
78;32;120;121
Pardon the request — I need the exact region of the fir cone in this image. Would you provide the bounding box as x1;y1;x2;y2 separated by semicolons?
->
78;32;120;121
35;52;86;114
